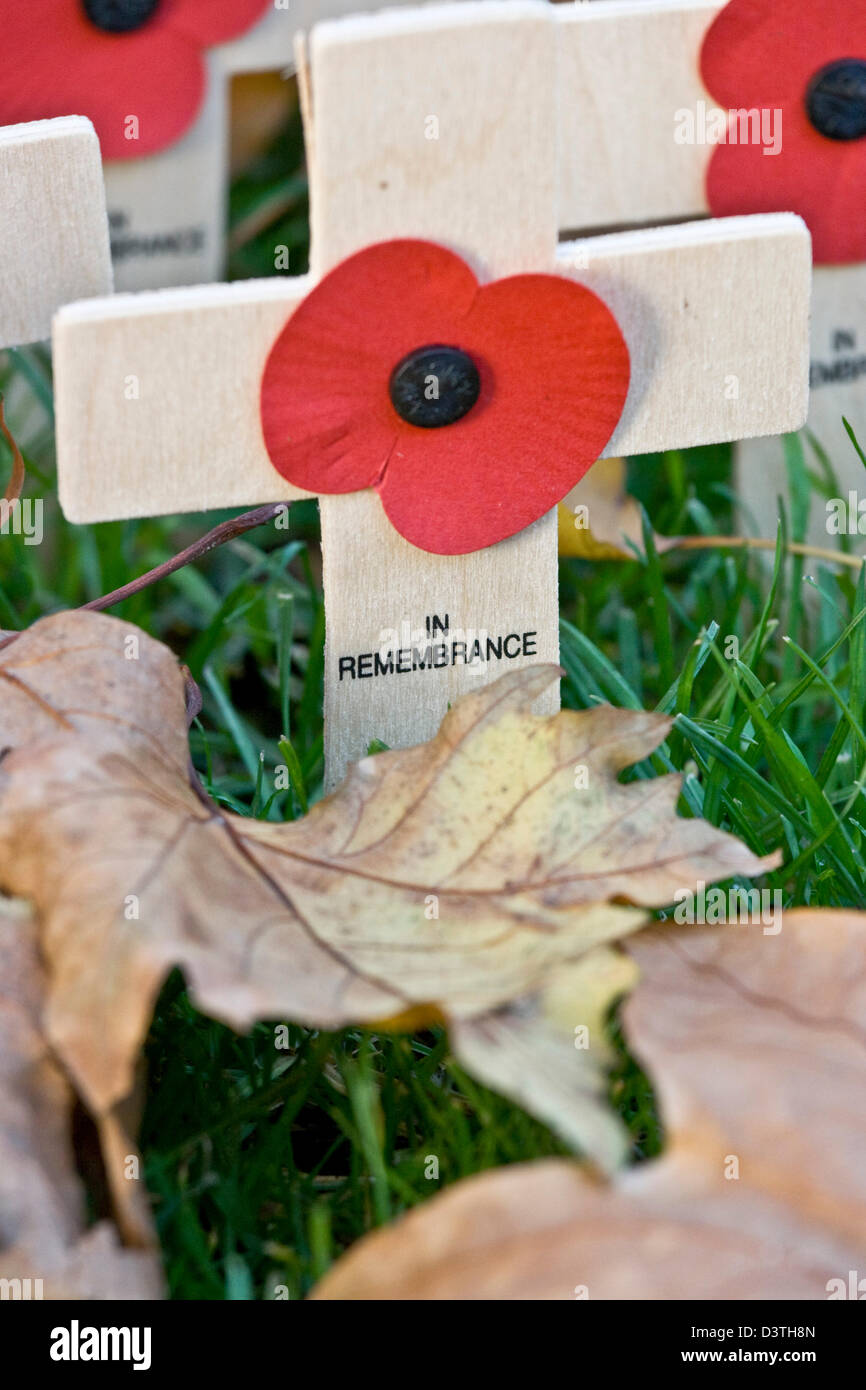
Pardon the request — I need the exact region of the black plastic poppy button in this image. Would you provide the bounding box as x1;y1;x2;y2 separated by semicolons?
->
806;58;866;141
389;345;480;429
82;0;161;34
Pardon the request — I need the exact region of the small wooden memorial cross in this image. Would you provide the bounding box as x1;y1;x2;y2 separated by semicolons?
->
556;0;866;547
53;3;810;787
0;117;112;349
94;3;297;292
0;3;298;293
0;2;448;294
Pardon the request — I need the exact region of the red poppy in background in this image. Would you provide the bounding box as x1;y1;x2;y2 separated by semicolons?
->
260;240;631;557
701;0;866;264
0;0;270;159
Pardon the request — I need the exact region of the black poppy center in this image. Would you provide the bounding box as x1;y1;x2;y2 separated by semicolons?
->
805;58;866;141
82;0;161;34
388;345;480;428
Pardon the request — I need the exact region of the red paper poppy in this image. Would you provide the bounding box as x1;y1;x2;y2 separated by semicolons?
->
0;0;270;160
700;0;866;264
260;240;630;556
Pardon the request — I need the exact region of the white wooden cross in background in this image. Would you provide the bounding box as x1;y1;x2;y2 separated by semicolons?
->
98;3;295;291
53;2;810;786
49;0;461;293
0;118;112;350
557;0;866;547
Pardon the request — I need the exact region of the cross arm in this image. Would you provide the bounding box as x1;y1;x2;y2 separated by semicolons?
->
567;214;811;455
54;214;809;525
54;278;314;523
0;117;112;350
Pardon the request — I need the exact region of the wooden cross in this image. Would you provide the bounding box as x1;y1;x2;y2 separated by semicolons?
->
52;3;810;787
96;4;295;292
67;1;455;292
557;0;866;547
0;117;112;349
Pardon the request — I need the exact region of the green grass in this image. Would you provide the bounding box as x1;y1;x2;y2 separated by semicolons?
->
2;95;865;1299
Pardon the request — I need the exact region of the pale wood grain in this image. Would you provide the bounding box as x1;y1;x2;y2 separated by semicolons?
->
736;264;866;549
103;58;230;293
105;5;300;293
557;0;722;233
567;215;811;456
55;278;314;521
0;118;112;349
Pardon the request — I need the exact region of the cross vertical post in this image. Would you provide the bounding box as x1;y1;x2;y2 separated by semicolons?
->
305;5;561;782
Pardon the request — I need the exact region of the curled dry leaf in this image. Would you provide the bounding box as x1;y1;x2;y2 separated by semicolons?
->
311;1154;864;1301
0;896;161;1300
313;912;866;1300
558;457;676;560
0;611;776;1171
0;608;187;753
624;913;866;1244
450;947;640;1161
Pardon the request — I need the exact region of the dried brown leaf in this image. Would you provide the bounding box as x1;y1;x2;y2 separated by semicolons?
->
0;611;776;1169
624;913;866;1243
311;1155;863;1300
0;609;187;755
0;896;161;1300
450;947;640;1160
558;458;677;560
313;911;866;1300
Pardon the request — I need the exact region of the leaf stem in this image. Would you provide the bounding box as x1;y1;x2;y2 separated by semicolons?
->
671;533;866;571
0;396;25;503
79;502;291;612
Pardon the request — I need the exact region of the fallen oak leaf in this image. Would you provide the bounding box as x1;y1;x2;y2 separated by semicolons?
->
312;910;866;1300
0;685;643;1169
0;896;161;1300
558;457;677;560
450;947;640;1161
0;609;188;754
623;912;866;1246
558;460;866;573
0;611;778;1170
310;1153;864;1301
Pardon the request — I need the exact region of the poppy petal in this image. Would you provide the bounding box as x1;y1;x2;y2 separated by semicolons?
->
701;0;866;108
379;274;630;554
260;241;480;496
701;0;866;265
706;102;866;265
261;242;630;556
170;0;273;46
0;5;204;158
0;0;270;158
